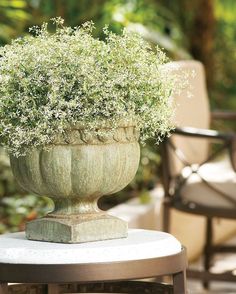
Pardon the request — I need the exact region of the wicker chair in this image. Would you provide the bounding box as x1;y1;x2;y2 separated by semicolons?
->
161;60;236;288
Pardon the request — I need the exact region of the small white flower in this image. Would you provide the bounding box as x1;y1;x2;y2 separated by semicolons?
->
0;19;188;156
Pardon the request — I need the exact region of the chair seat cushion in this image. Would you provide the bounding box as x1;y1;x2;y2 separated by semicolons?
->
180;155;236;209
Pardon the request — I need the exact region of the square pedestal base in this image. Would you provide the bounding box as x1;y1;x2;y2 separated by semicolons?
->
26;214;128;243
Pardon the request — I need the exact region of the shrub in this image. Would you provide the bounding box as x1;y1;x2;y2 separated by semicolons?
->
0;18;178;156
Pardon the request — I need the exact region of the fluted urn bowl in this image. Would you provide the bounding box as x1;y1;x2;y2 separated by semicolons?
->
10;121;140;243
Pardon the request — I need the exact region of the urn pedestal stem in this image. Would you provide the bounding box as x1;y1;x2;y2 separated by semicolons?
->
50;198;101;215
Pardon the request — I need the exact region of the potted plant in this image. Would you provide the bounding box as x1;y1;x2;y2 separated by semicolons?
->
0;18;175;243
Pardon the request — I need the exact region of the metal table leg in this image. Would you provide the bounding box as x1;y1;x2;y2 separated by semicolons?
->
47;284;60;294
0;283;8;294
173;271;187;294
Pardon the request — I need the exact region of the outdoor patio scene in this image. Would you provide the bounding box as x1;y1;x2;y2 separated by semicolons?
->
0;0;236;293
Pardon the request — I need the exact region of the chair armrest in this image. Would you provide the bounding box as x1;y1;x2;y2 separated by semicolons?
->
174;126;235;141
173;127;236;172
211;110;236;120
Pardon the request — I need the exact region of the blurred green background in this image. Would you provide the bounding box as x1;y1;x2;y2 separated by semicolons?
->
0;0;235;233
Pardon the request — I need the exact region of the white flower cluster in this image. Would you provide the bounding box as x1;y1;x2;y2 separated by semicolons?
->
0;18;179;156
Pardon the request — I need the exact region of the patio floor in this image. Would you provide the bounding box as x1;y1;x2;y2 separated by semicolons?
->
187;236;236;293
188;280;236;294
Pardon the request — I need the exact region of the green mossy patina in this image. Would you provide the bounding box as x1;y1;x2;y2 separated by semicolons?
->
10;123;140;243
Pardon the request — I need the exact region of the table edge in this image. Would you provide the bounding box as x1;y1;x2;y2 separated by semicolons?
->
0;247;187;283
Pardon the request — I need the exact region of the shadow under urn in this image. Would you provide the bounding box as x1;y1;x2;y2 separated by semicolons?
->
10;122;140;243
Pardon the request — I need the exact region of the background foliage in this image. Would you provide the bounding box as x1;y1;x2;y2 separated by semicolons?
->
0;0;235;233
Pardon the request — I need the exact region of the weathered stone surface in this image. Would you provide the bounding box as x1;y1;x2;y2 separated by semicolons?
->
26;214;128;243
10;123;140;243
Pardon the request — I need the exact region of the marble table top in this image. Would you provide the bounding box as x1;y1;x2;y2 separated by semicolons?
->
0;229;181;265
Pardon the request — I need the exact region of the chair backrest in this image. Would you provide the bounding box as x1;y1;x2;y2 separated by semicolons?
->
165;60;211;176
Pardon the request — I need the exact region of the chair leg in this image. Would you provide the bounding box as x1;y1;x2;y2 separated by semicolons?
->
0;283;8;294
203;217;213;289
163;198;171;232
47;284;60;294
173;270;187;294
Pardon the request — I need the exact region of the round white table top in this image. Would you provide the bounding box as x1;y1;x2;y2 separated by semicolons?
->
0;229;181;265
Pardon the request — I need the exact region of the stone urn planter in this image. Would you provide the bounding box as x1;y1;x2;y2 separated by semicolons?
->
10;121;140;243
1;20;175;244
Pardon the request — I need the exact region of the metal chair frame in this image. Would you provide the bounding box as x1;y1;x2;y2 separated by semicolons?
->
161;110;236;288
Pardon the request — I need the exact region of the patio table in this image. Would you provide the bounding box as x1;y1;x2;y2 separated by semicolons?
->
0;229;187;293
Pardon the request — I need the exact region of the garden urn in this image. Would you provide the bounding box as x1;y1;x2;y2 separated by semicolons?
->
10;121;140;243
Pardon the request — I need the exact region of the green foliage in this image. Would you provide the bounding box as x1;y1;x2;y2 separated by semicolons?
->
0;0;30;45
0;147;52;233
0;18;178;156
0;148;18;196
212;0;236;110
101;0;159;30
0;194;53;233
